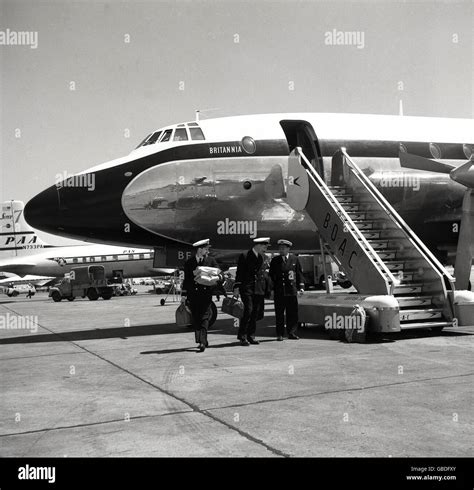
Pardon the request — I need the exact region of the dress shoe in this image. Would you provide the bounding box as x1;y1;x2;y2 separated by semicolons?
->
240;339;250;346
198;343;206;352
288;334;299;340
247;337;260;345
277;336;283;341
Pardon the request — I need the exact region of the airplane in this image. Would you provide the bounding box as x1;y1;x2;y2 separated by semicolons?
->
23;113;474;275
0;200;170;281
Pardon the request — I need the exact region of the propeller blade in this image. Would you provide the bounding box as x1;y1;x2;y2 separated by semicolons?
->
450;158;474;188
399;152;455;174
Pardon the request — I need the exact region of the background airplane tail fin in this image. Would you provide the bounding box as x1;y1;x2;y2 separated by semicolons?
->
0;200;51;257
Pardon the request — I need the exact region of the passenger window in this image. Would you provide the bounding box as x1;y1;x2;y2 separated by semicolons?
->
160;129;172;142
144;131;162;145
101;256;107;261
174;128;188;141
190;127;205;140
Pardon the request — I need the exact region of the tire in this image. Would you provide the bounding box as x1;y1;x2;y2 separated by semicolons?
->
12;290;19;297
102;294;112;300
67;297;75;301
318;275;326;289
340;281;352;289
51;291;62;302
209;301;218;327
87;288;99;301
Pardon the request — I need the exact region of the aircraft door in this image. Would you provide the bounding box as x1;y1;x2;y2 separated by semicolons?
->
280;120;323;177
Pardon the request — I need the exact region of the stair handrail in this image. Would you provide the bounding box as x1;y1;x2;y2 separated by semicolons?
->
296;147;398;294
340;147;456;292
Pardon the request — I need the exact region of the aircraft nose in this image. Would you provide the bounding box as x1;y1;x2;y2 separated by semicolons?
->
24;185;60;234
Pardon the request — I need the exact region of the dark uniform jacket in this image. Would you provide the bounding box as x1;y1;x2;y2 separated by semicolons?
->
234;250;267;296
182;256;221;299
269;254;304;297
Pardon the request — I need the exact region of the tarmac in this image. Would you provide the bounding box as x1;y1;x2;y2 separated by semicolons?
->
0;287;473;457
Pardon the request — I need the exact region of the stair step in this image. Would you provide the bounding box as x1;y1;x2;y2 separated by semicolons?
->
335;195;353;203
341;203;360;210
394;283;424;294
397;295;434;308
399;321;452;331
385;259;423;270
375;249;399;259
399;308;443;322
367;240;391;250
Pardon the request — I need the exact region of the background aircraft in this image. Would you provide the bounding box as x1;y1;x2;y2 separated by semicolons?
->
0;200;169;281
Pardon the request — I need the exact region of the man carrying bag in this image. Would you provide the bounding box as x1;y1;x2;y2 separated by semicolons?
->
181;239;223;352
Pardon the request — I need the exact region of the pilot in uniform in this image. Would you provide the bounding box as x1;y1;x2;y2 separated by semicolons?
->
234;237;270;346
269;239;304;341
181;239;222;352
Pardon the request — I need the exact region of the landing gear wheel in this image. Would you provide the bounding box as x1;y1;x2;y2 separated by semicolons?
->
209;301;218;327
52;291;62;302
87;288;99;301
160;298;166;306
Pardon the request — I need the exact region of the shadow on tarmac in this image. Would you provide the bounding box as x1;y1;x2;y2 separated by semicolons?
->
0;314;471;345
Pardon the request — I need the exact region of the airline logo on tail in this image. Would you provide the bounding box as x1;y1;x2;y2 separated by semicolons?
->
0;201;49;255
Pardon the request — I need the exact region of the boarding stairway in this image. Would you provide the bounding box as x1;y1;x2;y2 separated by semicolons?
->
290;147;456;331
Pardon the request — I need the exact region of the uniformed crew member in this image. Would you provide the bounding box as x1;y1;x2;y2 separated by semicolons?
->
269;239;304;341
234;237;270;346
181;239;222;352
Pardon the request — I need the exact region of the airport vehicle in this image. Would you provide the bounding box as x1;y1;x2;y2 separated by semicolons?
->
112;284;138;296
1;283;36;297
294;253;351;289
49;265;113;301
0;201;165;280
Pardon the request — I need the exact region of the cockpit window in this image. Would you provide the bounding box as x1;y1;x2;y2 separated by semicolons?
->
135;133;152;149
160;129;173;142
189;127;205;140
143;131;162;145
174;128;188;141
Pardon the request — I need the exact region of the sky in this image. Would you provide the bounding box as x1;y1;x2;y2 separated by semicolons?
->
0;0;473;244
